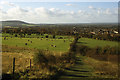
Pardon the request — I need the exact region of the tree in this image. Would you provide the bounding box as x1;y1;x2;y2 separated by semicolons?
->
53;35;56;39
46;35;49;38
15;34;18;37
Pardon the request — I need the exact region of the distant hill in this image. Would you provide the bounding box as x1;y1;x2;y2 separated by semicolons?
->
0;20;118;28
0;20;30;27
0;20;61;27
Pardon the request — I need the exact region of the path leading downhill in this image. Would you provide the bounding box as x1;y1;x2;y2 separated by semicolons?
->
58;56;94;80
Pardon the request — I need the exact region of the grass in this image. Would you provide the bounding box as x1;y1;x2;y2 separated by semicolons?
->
2;52;57;79
77;38;118;48
2;37;73;52
2;49;76;79
59;55;95;79
2;52;33;74
2;33;75;79
2;33;119;79
84;56;118;78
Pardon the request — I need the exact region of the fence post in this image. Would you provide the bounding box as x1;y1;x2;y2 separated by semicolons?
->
13;57;15;74
30;59;31;69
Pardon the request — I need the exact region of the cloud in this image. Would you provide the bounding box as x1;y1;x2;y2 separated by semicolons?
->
49;8;55;12
0;6;3;10
65;4;74;6
0;4;118;23
0;1;16;7
88;6;93;9
88;6;118;16
105;8;111;14
88;5;97;10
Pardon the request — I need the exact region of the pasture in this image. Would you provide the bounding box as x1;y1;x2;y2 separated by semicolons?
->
2;34;74;52
77;38;118;48
2;33;74;79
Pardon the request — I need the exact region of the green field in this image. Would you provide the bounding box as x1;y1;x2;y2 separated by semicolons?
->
77;38;118;48
2;37;73;52
2;33;119;52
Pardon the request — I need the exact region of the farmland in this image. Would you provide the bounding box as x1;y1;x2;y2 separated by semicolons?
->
77;38;118;48
2;33;74;52
1;1;119;79
2;34;118;52
2;33;75;79
1;22;119;79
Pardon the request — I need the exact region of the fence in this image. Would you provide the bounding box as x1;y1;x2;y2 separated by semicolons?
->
2;56;32;75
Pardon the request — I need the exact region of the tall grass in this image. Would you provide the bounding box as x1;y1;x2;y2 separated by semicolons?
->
76;45;119;78
84;57;118;78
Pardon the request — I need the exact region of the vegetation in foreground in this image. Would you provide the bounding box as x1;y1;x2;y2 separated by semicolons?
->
2;36;77;80
2;49;76;79
76;38;119;78
84;56;118;78
2;32;119;79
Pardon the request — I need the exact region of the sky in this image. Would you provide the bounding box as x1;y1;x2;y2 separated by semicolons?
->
0;1;118;24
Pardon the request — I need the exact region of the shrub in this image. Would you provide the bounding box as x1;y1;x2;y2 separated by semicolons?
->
33;50;48;66
110;46;118;55
58;54;69;63
25;43;28;45
28;33;31;35
102;46;111;55
45;35;49;38
46;55;56;65
15;34;18;37
53;35;56;39
58;37;63;39
69;43;76;52
77;45;90;56
95;46;102;55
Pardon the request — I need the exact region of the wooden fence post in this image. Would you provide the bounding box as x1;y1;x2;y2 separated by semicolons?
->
13;57;15;74
30;59;31;69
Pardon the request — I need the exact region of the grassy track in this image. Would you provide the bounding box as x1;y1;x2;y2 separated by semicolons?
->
58;55;118;79
77;38;118;48
58;55;95;79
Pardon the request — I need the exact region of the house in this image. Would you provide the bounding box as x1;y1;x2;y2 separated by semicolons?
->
90;32;95;35
113;31;118;34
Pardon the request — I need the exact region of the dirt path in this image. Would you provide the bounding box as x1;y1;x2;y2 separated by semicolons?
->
58;55;94;80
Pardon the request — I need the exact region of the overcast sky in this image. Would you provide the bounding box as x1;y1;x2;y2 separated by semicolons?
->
0;1;118;23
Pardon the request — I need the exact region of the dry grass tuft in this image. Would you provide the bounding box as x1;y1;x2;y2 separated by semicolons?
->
84;56;118;78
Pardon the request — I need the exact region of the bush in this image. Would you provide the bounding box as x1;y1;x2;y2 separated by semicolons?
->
46;55;56;65
77;45;90;56
58;37;63;39
15;34;18;37
69;43;77;52
45;35;49;38
33;50;48;66
33;49;77;70
95;46;102;55
102;46;111;55
53;35;56;39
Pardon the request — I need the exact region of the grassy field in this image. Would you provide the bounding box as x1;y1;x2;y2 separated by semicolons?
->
2;34;74;52
77;38;118;48
2;33;119;79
